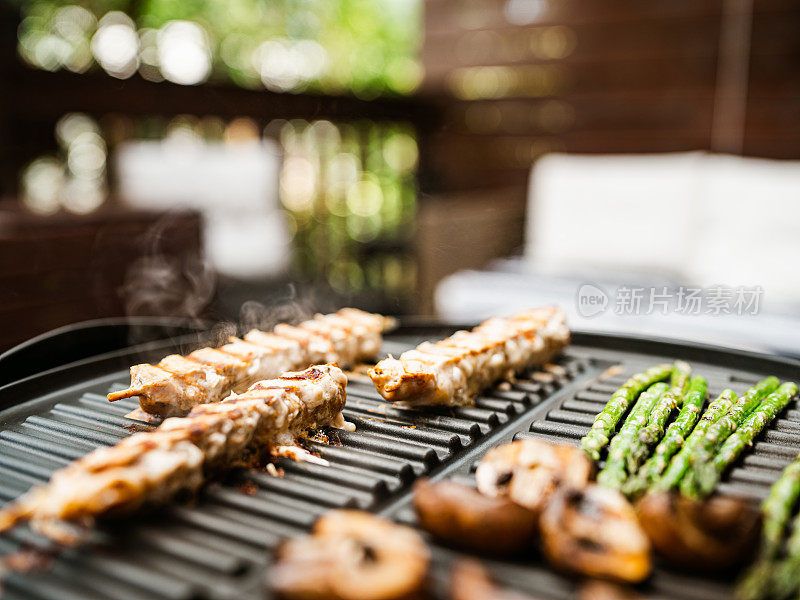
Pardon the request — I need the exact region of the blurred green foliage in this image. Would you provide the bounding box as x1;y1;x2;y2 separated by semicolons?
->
280;119;417;300
17;0;422;95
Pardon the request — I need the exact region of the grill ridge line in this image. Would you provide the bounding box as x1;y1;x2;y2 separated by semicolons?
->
4;329;800;600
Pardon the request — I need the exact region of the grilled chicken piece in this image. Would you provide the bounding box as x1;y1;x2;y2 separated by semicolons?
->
219;338;296;382
413;479;539;555
0;365;348;544
540;485;651;583
273;323;338;365
369;307;569;407
108;308;392;417
451;560;541;600
271;510;429;600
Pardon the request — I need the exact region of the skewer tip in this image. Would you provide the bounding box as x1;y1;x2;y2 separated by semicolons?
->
107;388;141;402
0;498;36;535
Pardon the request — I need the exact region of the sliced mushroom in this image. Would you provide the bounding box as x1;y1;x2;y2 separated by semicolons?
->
475;439;593;513
270;510;429;600
540;485;651;584
635;491;761;571
578;580;644;600
413;479;539;555
450;560;541;600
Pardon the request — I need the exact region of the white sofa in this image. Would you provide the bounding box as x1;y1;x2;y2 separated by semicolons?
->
436;152;800;355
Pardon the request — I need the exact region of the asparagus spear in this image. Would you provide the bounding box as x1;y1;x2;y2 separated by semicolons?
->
653;388;737;492
767;506;800;600
680;377;780;498
626;376;708;495
580;363;672;461
763;455;800;560
738;453;800;600
626;362;693;471
596;382;669;490
691;382;798;498
696;376;779;459
660;360;692;392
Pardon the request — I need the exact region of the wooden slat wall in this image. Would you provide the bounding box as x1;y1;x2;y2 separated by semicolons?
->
744;2;800;156
0;209;204;351
420;0;800;193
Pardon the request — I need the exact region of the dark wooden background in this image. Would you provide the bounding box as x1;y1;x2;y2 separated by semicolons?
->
0;0;798;347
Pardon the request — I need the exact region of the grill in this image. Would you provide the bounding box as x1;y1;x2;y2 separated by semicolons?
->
1;325;799;600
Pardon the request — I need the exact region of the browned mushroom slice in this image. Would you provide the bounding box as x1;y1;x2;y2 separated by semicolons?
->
451;560;542;600
270;510;429;600
413;479;538;555
578;580;644;600
635;491;761;571
540;485;652;584
475;439;593;513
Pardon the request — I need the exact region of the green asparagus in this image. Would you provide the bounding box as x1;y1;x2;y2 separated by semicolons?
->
654;388;736;492
738;453;800;600
626;376;708;495
580;363;672;461
627;362;693;472
692;382;798;498
737;562;776;600
768;508;800;600
681;377;780;498
690;377;780;470
763;455;800;559
596;382;669;490
668;360;693;390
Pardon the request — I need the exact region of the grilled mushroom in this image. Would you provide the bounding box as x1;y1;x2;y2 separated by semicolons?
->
450;560;540;600
413;479;539;555
635;491;761;570
540;485;651;583
270;510;429;600
578;580;643;600
475;439;593;513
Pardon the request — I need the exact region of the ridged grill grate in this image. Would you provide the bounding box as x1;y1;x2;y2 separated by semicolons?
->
1;329;799;599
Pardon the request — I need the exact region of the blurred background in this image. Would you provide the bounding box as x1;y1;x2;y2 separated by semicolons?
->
1;0;799;356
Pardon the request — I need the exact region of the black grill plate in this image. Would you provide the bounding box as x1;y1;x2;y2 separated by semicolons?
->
1;328;799;599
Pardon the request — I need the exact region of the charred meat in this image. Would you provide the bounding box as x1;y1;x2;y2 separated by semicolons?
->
369;307;569;407
109;308;393;417
0;365;348;544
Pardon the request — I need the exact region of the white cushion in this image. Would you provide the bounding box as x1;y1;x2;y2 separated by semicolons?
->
526;151;706;278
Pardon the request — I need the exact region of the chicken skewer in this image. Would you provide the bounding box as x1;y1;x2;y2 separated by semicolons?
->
109;308;393;417
368;307;569;408
0;364;349;544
